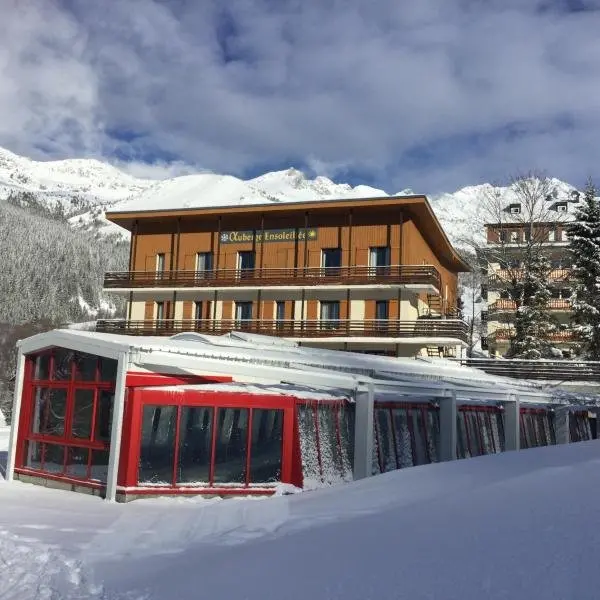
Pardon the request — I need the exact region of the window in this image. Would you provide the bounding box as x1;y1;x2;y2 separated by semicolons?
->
21;350;116;483
321;248;342;273
275;301;286;330
156;253;166;273
509;231;519;243
510;204;521;214
320;301;340;329
548;229;556;242
194;301;203;321
556;203;568;213
156;301;165;322
369;247;390;269
196;252;213;277
235;301;253;327
560;229;567;242
375;301;388;332
237;251;255;274
137;403;286;488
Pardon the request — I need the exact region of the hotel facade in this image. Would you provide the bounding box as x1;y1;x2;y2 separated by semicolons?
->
97;195;470;358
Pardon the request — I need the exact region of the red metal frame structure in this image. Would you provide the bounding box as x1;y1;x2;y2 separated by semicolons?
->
15;349;119;489
117;387;301;498
519;407;556;448
456;405;504;459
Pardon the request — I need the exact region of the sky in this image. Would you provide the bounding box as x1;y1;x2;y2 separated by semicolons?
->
1;0;599;194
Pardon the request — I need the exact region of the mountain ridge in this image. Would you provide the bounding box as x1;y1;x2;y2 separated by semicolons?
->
0;146;581;247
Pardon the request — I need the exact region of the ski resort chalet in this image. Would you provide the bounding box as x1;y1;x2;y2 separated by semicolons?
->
5;329;599;502
97;194;471;359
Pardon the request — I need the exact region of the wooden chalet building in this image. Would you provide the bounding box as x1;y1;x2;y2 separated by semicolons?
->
97;195;470;358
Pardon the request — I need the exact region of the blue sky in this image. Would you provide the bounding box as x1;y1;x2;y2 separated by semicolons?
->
1;0;599;193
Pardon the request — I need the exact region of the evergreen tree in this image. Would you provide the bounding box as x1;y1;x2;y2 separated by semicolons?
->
567;179;600;359
506;251;555;358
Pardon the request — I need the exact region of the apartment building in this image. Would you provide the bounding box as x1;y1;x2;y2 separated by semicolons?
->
482;190;581;357
96;195;470;358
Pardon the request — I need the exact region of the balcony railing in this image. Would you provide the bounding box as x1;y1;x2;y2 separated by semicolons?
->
456;358;600;382
487;269;571;286
103;265;441;291
488;298;572;313
489;328;576;342
96;318;469;343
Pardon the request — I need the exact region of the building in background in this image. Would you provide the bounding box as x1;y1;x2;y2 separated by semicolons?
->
97;195;470;358
482;189;581;357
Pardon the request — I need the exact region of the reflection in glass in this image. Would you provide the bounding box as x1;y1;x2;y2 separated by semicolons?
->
34;354;50;380
95;390;113;442
65;446;89;478
249;409;283;484
90;449;110;482
44;443;65;473
73;352;97;381
213;408;249;484
138;405;177;484
177;406;213;484
72;389;94;439
35;388;67;437
297;405;321;486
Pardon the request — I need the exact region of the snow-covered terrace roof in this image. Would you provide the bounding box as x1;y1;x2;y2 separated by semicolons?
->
16;329;582;406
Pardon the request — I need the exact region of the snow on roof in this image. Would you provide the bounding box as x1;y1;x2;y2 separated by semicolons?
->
140;382;351;403
17;328;595;405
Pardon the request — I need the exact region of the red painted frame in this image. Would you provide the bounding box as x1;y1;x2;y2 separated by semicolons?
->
119;387;299;493
15;351;116;486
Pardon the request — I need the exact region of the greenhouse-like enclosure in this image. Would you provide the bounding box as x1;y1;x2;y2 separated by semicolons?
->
5;329;599;501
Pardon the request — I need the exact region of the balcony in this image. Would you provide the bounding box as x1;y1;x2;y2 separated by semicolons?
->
488;298;572;313
103;265;441;292
96;318;469;343
487;269;571;287
489;329;576;343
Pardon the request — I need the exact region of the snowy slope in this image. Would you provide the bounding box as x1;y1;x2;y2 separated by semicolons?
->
1;427;600;599
0;146;154;216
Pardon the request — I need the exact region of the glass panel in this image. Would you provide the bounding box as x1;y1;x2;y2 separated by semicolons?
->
213;408;249;485
320;301;340;329
426;409;440;463
95;390;114;442
249;409;283;484
138;405;177;485
456;413;469;459
297;405;322;486
177;406;213;484
376;408;396;472
35;388;67;437
392;407;414;467
194;301;203;321
73;352;97;381
235;302;253;321
25;440;43;470
44;443;65;473
196;252;213;273
99;358;118;383
317;404;352;484
238;251;255;271
65;446;89;478
89;449;110;482
322;248;342;269
72;389;94;439
338;403;355;477
53;349;73;381
411;409;427;465
34;354;50;380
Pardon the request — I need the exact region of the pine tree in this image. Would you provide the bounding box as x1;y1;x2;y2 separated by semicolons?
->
507;251;555;358
567;179;600;359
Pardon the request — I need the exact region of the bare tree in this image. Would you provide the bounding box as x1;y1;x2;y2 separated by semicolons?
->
457;251;484;357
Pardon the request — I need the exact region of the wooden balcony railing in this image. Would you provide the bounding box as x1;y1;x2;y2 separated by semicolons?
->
487;269;572;286
489;328;576;342
96;318;469;343
488;298;572;313
103;265;441;291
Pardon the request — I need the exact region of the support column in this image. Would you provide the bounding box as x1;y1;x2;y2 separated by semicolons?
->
5;350;26;482
438;390;457;462
105;351;129;502
353;381;375;480
504;394;520;451
554;406;570;445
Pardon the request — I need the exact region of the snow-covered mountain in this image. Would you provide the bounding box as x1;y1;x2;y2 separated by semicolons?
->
0;146;154;215
0;145;582;250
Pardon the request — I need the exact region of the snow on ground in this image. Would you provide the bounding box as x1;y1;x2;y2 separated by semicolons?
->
1;426;600;599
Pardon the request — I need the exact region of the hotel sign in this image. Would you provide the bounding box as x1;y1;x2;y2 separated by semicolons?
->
219;228;318;244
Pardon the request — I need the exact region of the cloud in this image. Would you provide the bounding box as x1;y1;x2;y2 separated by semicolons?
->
1;0;600;193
